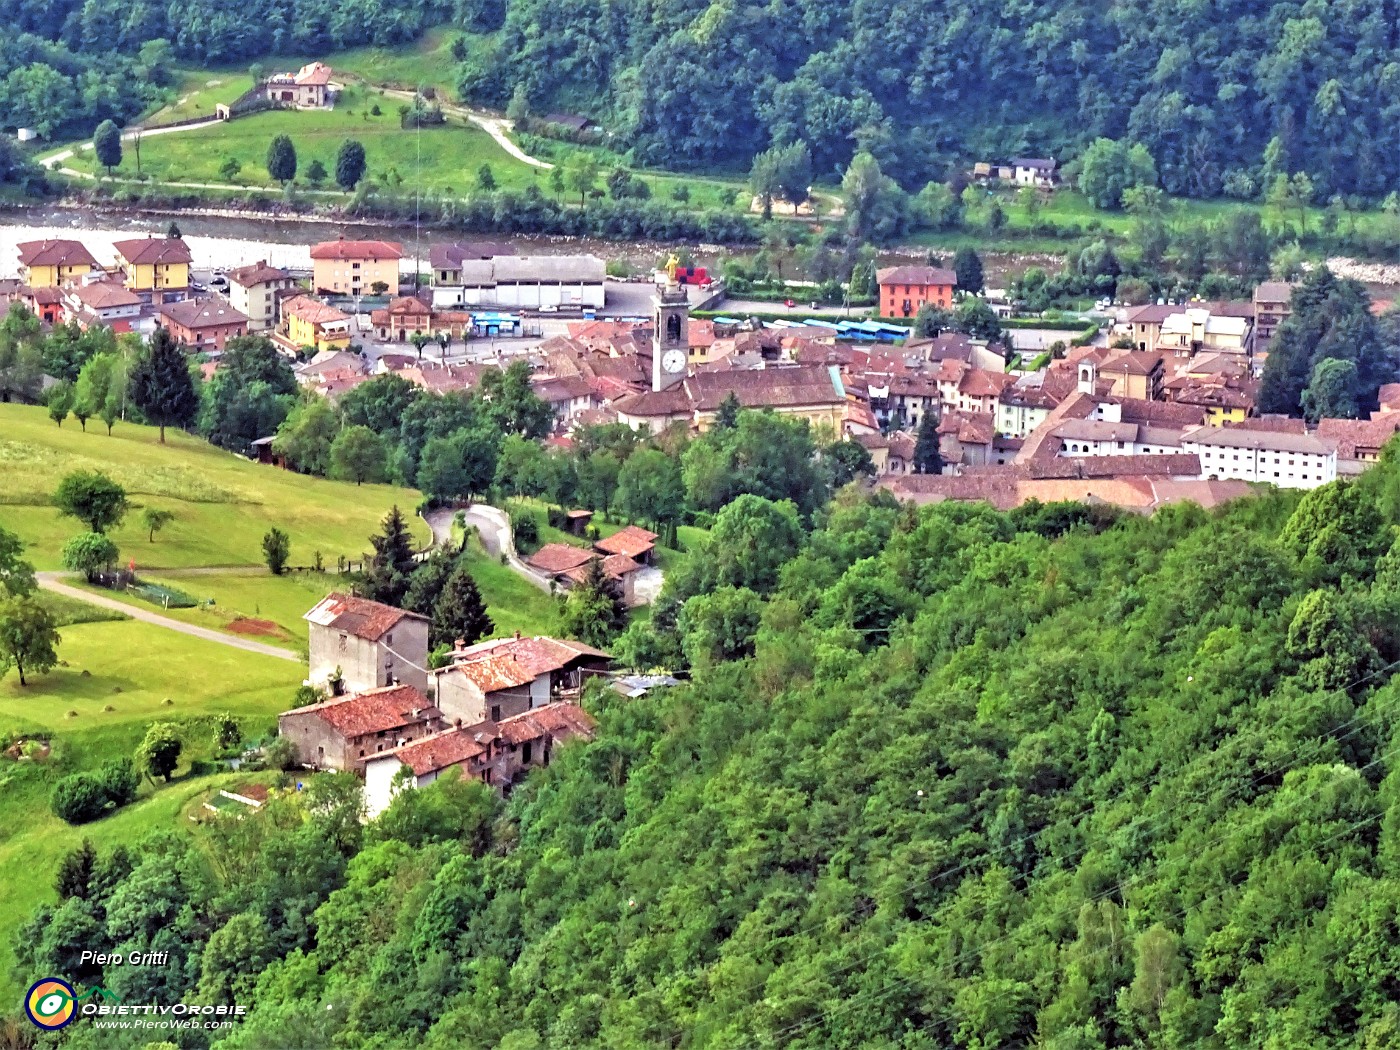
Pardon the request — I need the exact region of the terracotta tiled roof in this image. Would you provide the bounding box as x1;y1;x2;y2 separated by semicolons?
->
283;295;350;325
303;592;426;641
1223;415;1307;434
1113;398;1208;427
532;374;594;403
686;364;844;411
385;295;432;315
310;238;403;260
876;265;958;287
159;297;248;330
226;261;290;287
494;702;597;746
958;368;1014;398
593;525;657;559
613;386;691;418
282;684;436;738
113;237;192;266
1253;281;1293;304
18;239;97;268
428;241;516;269
1101;350;1164;376
1315;417;1400;459
69;281;140;310
439;636;609;694
525;543;595;575
380;726;490;776
565;553;641;583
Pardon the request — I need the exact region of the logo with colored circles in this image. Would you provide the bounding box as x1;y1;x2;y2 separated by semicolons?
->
25;978;78;1029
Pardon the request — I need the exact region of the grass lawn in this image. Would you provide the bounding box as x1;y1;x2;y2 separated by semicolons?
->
0;620;301;1004
147;70;256;125
73;83;542;195
499;496;706;573
0;404;428;570
459;533;561;638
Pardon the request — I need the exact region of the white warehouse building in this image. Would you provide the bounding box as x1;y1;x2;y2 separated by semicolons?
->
430;254;606;310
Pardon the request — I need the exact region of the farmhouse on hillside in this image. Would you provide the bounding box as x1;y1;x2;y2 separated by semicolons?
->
304;592;429;694
277;684;441;773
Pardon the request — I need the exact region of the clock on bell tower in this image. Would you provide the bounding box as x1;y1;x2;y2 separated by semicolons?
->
652;281;690;391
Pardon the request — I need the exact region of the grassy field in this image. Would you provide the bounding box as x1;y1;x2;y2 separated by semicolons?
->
71;84;546;195
0;620;301;1005
912;185;1398;256
0;404;429;570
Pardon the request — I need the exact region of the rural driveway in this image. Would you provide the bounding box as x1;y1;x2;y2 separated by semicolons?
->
37;573;300;662
425;506;553;593
377;88;553;169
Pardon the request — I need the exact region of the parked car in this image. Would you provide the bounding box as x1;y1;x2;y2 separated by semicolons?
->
784;298;796;308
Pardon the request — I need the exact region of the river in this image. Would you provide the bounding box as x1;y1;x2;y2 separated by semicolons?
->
0;205;739;277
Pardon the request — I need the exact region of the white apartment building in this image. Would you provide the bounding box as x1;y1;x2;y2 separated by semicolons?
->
1181;427;1336;489
1054;418;1186;457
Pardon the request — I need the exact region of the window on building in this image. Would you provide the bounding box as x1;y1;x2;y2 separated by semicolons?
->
523;742;533;764
490;705;501;721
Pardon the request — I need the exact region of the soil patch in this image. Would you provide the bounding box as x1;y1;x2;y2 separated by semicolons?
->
227;617;283;637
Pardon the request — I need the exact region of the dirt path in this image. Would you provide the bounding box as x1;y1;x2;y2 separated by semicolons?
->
37;573;300;662
377;88;553;170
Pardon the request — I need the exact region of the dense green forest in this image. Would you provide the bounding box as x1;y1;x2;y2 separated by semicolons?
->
6;0;1400;204
20;438;1400;1047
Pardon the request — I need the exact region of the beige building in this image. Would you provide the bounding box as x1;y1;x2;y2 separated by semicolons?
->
310;238;403;296
304;592;429;695
226;261;299;330
1156;308;1252;359
264;62;334;108
277;684;441;773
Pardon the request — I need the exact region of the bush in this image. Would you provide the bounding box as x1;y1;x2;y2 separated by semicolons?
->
96;759;139;806
188;758;217;776
51;773;110;824
547;506;568;530
263;737;298;772
510;510;540;551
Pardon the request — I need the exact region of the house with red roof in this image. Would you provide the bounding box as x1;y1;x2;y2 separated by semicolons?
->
431;634;611;725
304;592;430;694
363;701;597;814
158;297;249;351
593;525;657;565
17;239;98;288
277;684;441;773
264;62;335;108
61;280;143;332
310;237;403;296
876;265;957;319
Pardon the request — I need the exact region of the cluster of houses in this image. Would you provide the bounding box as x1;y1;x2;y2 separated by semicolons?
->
280;591;614;816
457;269;1396;515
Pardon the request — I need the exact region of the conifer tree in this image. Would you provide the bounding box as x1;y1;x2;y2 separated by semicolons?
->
913;411;943;475
431;565;493;649
357;506;417;607
128;327;197;443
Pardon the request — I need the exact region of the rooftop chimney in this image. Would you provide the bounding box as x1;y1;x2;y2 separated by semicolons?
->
514;630;522;640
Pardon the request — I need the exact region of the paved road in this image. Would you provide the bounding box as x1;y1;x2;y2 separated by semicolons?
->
37;573;301;662
427;505;554;593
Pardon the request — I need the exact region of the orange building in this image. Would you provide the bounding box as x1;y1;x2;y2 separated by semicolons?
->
876;265;957;319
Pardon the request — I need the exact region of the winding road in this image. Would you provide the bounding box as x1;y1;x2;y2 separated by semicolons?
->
424;506;553;592
36;572;300;662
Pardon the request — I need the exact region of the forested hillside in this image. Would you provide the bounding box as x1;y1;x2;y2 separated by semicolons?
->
4;0;1400;204
23;444;1400;1048
462;0;1400;196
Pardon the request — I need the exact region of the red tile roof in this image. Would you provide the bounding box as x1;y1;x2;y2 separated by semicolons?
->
876;265;958;287
69;281;141;310
282;684;437;738
159;297;249;330
283;295;350;325
494;702;597;745
525;543;595;575
113;237;192;266
18;239;97;268
1315;416;1400;459
303;592;426;641
593;525;657;558
226;260;291;287
381;726;490;776
310;238;403;260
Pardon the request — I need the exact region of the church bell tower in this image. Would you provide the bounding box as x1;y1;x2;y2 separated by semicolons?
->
652;281;690;391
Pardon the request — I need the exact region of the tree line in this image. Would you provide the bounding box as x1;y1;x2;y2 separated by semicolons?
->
20;439;1400;1047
